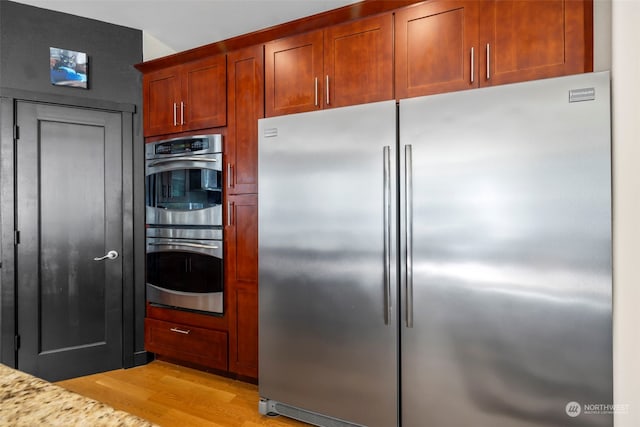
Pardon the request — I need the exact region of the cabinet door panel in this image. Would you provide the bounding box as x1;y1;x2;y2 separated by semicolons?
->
324;13;393;108
480;0;593;86
227;46;263;195
395;1;479;98
229;284;258;378
225;194;258;378
183;55;227;130
265;31;323;117
144;68;180;136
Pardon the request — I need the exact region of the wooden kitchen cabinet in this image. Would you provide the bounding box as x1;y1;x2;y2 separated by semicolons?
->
395;0;593;98
225;194;259;379
265;13;393;117
265;30;323;117
145;304;228;371
226;45;264;195
395;0;479;98
143;55;226;136
324;13;394;108
479;0;593;87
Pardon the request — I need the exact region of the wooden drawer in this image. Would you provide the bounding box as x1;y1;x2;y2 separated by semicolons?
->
145;318;228;371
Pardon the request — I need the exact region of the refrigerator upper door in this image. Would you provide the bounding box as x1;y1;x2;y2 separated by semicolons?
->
258;100;398;427
400;72;612;427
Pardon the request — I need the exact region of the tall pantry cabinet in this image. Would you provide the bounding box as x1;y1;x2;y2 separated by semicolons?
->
225;45;264;379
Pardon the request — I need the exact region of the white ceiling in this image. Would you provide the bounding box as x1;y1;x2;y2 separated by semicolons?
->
12;0;357;61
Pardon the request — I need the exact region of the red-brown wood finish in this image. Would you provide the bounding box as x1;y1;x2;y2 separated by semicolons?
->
140;0;594;382
324;13;394;108
265;13;394;117
143;55;226;137
479;0;593;87
143;67;181;136
395;0;480;98
134;1;423;74
145;317;228;371
183;55;227;131
146;303;228;330
226;45;264;195
225;194;259;379
265;30;324;117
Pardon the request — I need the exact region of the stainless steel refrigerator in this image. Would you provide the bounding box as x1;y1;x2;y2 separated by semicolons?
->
257;72;612;427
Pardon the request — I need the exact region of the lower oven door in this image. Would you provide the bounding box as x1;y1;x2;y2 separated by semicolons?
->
146;231;223;314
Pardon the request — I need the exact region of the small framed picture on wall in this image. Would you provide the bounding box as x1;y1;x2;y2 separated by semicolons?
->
50;47;88;89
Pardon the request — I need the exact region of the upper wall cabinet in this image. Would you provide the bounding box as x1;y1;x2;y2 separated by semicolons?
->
265;13;394;117
143;55;227;136
395;0;479;98
395;0;593;98
479;0;592;86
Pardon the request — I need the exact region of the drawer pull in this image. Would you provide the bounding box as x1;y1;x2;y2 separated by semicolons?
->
170;327;191;335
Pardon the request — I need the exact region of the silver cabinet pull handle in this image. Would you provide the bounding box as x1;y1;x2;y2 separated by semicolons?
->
314;77;318;107
227;202;233;227
405;144;414;328
326;75;330;105
486;43;490;80
170;327;190;335
93;250;119;261
173;102;177;126
180;101;185;125
470;47;475;84
227;163;233;188
383;146;392;325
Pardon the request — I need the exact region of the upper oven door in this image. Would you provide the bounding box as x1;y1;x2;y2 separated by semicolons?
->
145;154;222;226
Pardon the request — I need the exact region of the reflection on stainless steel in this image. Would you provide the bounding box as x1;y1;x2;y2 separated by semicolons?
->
399;72;612;427
146;227;222;240
146;227;223;313
146;284;223;314
145;135;225;314
146;234;222;259
145;134;223;227
147;156;218;167
259;101;398;427
258;72;612;427
145;205;222;227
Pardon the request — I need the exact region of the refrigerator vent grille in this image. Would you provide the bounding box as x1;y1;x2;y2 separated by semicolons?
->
274;402;365;427
263;127;278;138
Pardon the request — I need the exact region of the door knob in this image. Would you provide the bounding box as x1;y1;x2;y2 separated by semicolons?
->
93;250;119;261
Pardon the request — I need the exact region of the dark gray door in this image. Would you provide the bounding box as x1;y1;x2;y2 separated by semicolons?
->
16;101;123;381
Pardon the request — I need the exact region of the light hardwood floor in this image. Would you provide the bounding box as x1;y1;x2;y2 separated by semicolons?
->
56;360;310;427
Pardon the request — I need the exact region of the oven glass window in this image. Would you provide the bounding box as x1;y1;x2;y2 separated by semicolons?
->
146;251;223;293
146;168;222;211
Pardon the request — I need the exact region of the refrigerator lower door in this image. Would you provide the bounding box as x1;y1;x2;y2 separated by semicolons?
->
258;100;398;427
400;72;612;427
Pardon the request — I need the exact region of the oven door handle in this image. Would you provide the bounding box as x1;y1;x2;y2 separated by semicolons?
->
147;157;218;167
149;241;220;250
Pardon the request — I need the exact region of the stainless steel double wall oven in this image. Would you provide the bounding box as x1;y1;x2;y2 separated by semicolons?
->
145;134;224;314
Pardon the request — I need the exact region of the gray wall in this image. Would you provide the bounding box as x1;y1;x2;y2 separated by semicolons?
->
0;0;146;368
0;1;141;105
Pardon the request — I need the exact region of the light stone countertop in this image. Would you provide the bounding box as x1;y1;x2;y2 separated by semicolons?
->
0;363;157;427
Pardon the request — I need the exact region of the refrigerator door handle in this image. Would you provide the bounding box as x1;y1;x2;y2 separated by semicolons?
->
383;145;392;325
405;144;414;328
